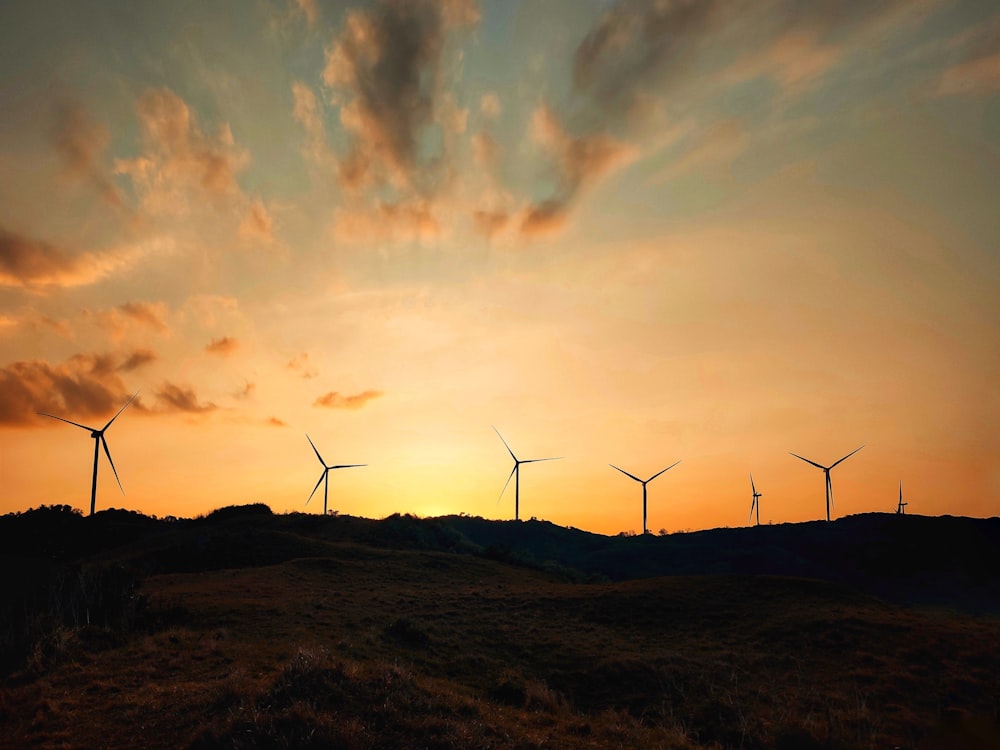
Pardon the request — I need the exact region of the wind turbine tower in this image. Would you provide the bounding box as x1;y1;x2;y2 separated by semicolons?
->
749;473;762;526
38;391;138;516
306;434;366;515
896;482;907;514
609;461;680;534
789;445;864;521
494;427;561;521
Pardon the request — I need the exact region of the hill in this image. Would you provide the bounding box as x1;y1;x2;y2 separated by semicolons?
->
0;506;998;749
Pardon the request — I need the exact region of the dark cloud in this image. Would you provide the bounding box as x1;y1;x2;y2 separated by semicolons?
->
322;0;478;192
0;353;132;426
118;349;158;372
205;336;240;356
313;389;383;410
153;383;217;413
0;226;133;289
51;100;126;209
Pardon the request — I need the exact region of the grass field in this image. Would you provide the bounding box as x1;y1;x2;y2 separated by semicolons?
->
0;509;998;748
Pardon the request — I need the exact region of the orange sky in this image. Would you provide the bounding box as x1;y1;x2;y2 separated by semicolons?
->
1;0;998;534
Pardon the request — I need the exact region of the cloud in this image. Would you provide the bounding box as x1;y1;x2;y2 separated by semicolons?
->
480;92;501;119
313;389;383;410
472;209;510;239
118;349;158;371
322;0;479;193
240;199;275;241
0;352;135;426
287;352;318;379
114;87;250;215
205;336;239;355
234;381;256;400
293;0;318;26
0;226;137;289
935;51;1000;96
88;301;169;340
332;199;441;244
292;81;337;173
520;105;636;237
50;99;126;209
265;415;287;427
153;383;217;413
651;119;749;183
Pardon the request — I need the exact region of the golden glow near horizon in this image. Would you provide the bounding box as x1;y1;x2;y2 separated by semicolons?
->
1;1;998;534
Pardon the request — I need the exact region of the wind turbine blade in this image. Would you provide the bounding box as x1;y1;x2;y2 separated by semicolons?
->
830;445;864;469
492;426;517;461
647;460;681;482
610;464;642;483
305;434;326;466
750;472;757;494
497;465;516;503
522;457;561;463
827;475;835;511
37;413;95;432
789;452;826;470
306;470;326;505
103;390;139;431
101;436;125;495
329;464;367;469
749;501;755;525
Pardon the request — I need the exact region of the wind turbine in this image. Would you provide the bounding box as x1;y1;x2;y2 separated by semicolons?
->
494;427;561;521
609;461;680;534
749;472;762;526
896;482;907;514
37;391;138;516
789;445;864;521
305;434;365;515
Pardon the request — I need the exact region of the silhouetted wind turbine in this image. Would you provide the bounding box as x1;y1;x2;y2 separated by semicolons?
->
749;472;762;526
609;461;680;534
37;391;138;516
305;434;365;515
896;482;907;514
789;445;864;521
494;427;561;521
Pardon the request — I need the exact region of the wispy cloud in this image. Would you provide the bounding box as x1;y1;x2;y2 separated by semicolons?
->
205;336;239;356
88;301;169;340
118;349;158;372
287;353;318;379
313;389;383;410
935;51;1000;96
0;226;138;290
50;99;127;210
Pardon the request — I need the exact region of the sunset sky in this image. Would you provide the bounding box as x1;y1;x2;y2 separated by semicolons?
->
1;0;998;533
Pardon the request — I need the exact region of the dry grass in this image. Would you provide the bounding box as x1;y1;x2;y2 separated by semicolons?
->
1;542;998;749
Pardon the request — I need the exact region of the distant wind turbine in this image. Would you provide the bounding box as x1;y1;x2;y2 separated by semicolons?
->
789;445;864;521
896;482;907;514
609;461;680;534
38;391;138;516
749;472;762;526
305;434;365;515
494;427;561;521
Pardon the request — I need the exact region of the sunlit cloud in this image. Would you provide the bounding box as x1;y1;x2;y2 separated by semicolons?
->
0;226;139;290
650;119;749;183
88;301;170;340
0;352;139;426
333;200;442;244
153;382;217;414
520;104;636;237
239;199;276;242
114;87;250;216
313;389;383;410
265;415;287;427
293;0;318;27
205;336;240;356
935;51;1000;96
118;349;158;372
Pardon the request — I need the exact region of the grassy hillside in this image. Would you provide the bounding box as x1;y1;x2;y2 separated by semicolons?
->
0;506;998;749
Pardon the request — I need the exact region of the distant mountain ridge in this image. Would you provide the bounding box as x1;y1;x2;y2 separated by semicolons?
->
1;506;997;613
